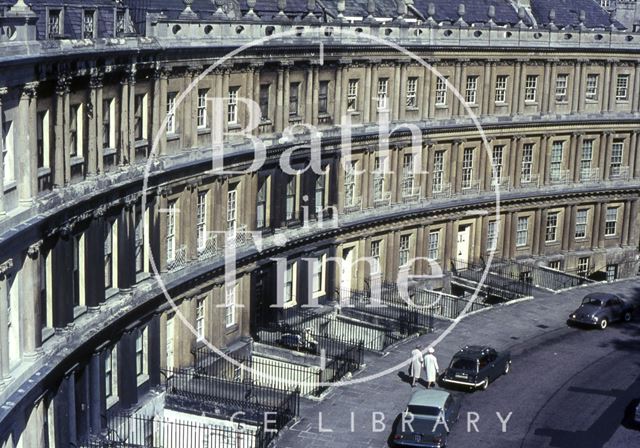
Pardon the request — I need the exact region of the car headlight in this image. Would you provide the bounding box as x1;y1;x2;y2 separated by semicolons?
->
592;316;598;322
571;314;576;319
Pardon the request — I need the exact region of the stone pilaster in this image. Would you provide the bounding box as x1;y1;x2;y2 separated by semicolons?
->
18;82;38;205
0;87;7;216
0;258;14;388
22;241;44;359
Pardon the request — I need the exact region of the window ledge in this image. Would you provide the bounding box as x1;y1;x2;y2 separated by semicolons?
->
196;128;210;135
2;180;17;194
435;104;448;110
494;102;509;107
228;124;242;131
103;147;117;157
135;139;149;148
405;107;420;112
166;134;180;142
136;374;149;388
37;166;51;177
225;323;239;335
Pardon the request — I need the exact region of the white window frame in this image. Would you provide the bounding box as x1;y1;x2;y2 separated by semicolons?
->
402;154;415;197
545;212;559;242
605;207;618;236
495;75;508;104
524;75;538;102
616;74;629;101
196;191;207;253
580;140;594;181
225;283;237;327
575;209;588;239
2;120;15;185
377;78;389;111
167;93;177;134
347;80;359;112
406;77;418;108
492;145;504;182
226;188;237;232
432;150;444;192
555;74;569;103
197;89;208;129
521;143;533;183
399;234;410;267
550;141;564;181
610;141;624;177
228;87;239;124
516;217;529;247
461;147;474;189
427;230;440;260
370;240;382;274
585;74;599;100
465;76;478;105
166;200;177;263
435;76;448;106
487;221;498;252
344;161;357;207
196;298;205;339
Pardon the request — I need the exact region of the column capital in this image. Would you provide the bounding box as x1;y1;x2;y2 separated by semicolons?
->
22;81;39;99
572;131;585;137
93;204;108;218
89;73;104;89
56;76;70;96
27;240;43;258
0;87;7;97
0;259;13;278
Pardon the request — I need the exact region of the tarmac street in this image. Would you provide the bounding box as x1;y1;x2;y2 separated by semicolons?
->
275;279;640;448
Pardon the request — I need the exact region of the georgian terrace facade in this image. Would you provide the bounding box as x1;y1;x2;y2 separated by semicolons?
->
2;15;640;448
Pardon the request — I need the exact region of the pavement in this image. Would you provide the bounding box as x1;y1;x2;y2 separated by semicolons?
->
273;278;640;448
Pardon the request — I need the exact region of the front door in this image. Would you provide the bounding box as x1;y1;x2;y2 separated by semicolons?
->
456;225;472;269
341;247;354;295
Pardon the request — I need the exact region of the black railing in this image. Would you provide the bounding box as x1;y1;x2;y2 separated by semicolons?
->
81;413;268;448
195;342;365;397
453;258;533;301
482;256;595;291
339;285;434;334
413;288;489;320
163;368;299;430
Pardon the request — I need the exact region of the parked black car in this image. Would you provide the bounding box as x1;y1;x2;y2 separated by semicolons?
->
441;346;511;391
568;293;634;330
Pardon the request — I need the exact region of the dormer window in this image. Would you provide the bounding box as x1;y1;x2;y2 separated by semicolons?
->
48;9;62;38
83;10;96;39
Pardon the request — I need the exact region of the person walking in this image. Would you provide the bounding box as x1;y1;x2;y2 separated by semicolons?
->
409;345;424;387
424;347;440;388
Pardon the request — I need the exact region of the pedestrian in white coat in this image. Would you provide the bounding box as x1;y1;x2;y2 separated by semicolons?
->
424;347;439;388
409;345;424;387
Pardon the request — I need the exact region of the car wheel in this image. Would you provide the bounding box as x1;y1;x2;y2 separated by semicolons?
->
504;361;511;375
623;312;632;323
599;318;608;330
481;378;489;390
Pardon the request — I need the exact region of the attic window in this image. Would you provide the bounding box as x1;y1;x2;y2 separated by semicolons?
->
48;9;62;38
116;11;127;37
266;26;276;36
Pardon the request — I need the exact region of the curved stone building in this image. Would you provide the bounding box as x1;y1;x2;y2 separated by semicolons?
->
0;0;639;446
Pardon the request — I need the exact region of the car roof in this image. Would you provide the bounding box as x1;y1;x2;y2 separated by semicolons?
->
455;345;494;356
584;293;619;301
408;389;450;409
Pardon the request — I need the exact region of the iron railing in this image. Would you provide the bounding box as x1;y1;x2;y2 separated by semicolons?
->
81;412;267;448
163;368;299;429
452;258;533;302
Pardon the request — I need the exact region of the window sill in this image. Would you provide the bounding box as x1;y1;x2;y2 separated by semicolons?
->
37;166;52;177
136;272;150;283
106;396;118;410
135;139;149;148
616;100;630;104
544;241;561;247
585;99;598;103
225;323;239;335
494;102;509;107
228;124;242;131
166;133;180;142
282;300;297;310
136;374;149;388
197;128;210;135
103;147;117;157
604;234;618;239
2;180;17;194
524;101;539;106
405;106;420;112
435;104;448;110
555;101;569;105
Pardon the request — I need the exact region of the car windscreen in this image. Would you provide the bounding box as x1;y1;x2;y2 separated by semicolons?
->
406;405;442;417
582;297;602;306
450;358;477;371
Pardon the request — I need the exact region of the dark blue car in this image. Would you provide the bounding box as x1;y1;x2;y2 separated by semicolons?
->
568;293;634;330
441;346;511;391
